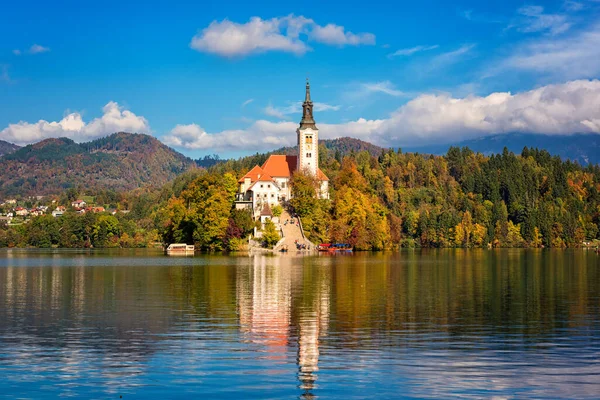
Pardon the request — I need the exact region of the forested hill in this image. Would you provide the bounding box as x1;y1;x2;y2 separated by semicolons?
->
322;137;386;156
273;137;386;157
0;140;20;157
0;132;195;196
207;137;387;174
405;133;600;165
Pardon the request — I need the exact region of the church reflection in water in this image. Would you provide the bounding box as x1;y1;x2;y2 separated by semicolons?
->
236;254;331;396
1;249;600;398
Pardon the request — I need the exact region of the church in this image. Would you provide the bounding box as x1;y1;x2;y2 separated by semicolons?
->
235;80;329;218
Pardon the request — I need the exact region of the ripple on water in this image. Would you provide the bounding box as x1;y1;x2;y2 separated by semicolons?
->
0;250;599;398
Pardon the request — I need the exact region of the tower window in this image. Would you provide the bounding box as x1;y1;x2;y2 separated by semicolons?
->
306;135;313;144
306;153;311;158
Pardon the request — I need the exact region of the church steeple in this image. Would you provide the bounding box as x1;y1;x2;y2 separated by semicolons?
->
297;79;319;177
299;78;316;130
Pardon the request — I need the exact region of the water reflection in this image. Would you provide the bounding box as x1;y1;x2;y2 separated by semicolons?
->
0;249;599;398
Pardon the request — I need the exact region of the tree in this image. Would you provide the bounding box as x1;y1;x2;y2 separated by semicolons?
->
231;209;254;237
262;219;280;248
92;215;121;247
454;211;473;247
290;170;318;218
272;204;283;217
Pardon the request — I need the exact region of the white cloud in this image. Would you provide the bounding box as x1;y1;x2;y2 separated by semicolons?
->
499;21;600;79
0;102;149;146
564;1;584;11
242;98;254;107
264;104;289;120
29;44;50;54
309;23;375;46
190;17;309;57
164;80;600;153
388;45;439;58
190;15;375;57
163;118;384;152
314;102;342;112
163;121;298;151
361;81;406;97
375;79;600;146
12;44;51;56
429;44;476;69
508;5;571;35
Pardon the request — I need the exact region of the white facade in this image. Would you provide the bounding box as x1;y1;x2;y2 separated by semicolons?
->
235;80;330;219
297;127;318;176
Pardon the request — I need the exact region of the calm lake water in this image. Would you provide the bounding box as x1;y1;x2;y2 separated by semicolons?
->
0;249;599;399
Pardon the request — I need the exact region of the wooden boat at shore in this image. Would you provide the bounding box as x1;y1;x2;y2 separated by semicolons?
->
317;243;353;252
166;243;195;255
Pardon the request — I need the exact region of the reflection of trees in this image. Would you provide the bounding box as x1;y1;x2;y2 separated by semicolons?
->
327;250;600;342
0;249;599;398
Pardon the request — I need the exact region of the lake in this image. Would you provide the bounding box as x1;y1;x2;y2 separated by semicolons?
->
0;249;599;399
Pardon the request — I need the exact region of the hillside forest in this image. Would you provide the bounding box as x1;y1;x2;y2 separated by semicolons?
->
1;142;600;250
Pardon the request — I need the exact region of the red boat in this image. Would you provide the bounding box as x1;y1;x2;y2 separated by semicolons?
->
317;243;353;252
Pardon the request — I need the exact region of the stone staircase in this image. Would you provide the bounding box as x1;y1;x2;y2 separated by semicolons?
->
275;210;315;252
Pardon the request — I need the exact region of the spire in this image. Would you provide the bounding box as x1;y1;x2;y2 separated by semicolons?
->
299;78;317;129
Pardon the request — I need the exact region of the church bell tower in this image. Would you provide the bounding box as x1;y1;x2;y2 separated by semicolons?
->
297;79;318;176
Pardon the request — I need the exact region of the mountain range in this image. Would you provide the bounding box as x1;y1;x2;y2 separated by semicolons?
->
0;133;194;196
0;132;598;197
0;140;20;158
405;133;600;165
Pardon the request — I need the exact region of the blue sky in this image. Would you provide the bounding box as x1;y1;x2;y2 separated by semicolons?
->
1;0;600;157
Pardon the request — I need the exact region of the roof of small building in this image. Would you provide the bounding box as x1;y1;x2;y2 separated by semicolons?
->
317;168;329;181
260;204;273;216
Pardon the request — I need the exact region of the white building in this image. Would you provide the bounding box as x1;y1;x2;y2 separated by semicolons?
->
14;207;28;217
235;80;329;218
71;199;86;208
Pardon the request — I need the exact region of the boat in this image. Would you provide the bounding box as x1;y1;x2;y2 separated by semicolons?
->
317;243;353;252
166;243;195;255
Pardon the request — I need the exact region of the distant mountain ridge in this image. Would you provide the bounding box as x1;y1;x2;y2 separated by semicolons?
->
2;131;598;197
264;137;387;158
0;140;20;157
404;133;600;165
0;132;195;196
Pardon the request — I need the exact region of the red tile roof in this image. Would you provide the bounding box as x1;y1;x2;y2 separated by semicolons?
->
317;168;329;181
260;204;273;216
240;155;328;185
248;174;278;190
261;155;297;178
257;172;275;182
238;165;265;183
